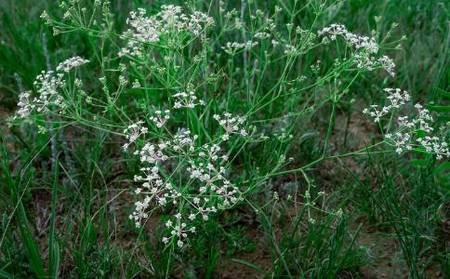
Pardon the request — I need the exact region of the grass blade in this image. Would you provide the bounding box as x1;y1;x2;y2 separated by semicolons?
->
48;162;60;278
0;140;46;278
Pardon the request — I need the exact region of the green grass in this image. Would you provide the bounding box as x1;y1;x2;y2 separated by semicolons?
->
0;0;449;278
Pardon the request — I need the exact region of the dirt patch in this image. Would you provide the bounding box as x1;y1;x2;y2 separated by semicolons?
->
331;110;377;152
216;228;271;279
357;230;408;278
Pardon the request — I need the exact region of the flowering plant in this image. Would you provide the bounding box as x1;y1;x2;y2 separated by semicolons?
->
10;0;449;260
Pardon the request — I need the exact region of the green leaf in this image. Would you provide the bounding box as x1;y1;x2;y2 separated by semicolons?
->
435;88;450;99
411;159;428;168
428;105;450;113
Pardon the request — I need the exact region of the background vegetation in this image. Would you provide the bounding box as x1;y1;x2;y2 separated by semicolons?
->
0;0;449;278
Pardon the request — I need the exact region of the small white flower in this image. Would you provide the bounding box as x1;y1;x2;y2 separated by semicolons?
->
16;91;34;118
122;121;148;150
173;91;205;109
56;56;89;72
214;112;247;140
150;109;170;128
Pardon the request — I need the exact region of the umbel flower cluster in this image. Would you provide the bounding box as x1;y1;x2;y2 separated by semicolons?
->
119;5;214;57
363;88;411;122
16;56;89;119
125;114;246;248
364;89;449;160
319;24;396;77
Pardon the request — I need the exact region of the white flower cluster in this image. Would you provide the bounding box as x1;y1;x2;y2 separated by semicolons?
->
15;56;89;118
220;13;281;56
284;44;298;55
173;91;205;109
365;90;449;160
33;71;65;114
254;31;271;40
213;113;248;141
318;24;396;76
416;136;449;160
187;143;238;208
162;218;196;248
319;24;378;53
386;103;446;157
119;5;214;57
128;122;243;248
150;110;170;128
377;55;396;78
220;11;316;58
119;76;248;248
16;91;34;118
56;56;89;72
363;88;410;122
221;41;258;55
122;120;148;150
